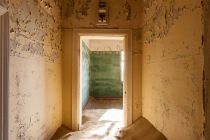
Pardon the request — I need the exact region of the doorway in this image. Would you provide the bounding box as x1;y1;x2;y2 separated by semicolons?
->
80;36;124;138
72;29;132;131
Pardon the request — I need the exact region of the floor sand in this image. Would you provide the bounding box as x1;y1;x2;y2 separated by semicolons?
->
62;109;123;140
52;97;167;140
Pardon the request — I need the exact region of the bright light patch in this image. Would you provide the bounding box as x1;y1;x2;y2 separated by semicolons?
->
108;122;123;136
99;109;123;122
90;122;112;135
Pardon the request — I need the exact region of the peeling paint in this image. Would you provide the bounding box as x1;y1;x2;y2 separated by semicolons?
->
123;1;132;21
7;0;62;62
66;0;75;18
5;0;62;139
143;0;186;43
142;0;204;139
62;0;143;29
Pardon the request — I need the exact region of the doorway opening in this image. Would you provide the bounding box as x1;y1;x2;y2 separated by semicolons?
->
72;29;132;132
79;36;124;138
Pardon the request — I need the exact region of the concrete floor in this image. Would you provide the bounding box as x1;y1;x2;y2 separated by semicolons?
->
52;97;167;140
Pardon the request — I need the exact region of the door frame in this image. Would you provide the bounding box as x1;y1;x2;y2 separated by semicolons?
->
72;29;132;130
0;6;9;140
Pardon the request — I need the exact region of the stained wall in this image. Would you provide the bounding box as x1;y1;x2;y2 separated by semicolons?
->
90;51;122;97
1;0;62;139
62;0;143;128
141;0;204;139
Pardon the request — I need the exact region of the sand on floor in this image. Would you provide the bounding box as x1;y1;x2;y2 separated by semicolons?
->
52;97;167;140
61;108;123;140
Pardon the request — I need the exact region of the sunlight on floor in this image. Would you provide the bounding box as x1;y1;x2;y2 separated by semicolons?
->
65;109;123;140
90;109;123;137
99;109;123;122
90;122;112;135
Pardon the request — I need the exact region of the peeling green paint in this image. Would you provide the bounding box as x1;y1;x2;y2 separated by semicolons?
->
81;45;123;104
90;51;123;97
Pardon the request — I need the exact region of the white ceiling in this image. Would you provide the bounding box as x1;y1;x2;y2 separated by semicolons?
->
81;36;124;40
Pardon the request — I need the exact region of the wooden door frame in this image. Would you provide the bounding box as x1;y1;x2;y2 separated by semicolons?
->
72;29;132;130
0;6;9;140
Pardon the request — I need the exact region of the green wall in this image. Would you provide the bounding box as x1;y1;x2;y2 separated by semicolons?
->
81;45;123;106
81;41;91;108
90;51;123;97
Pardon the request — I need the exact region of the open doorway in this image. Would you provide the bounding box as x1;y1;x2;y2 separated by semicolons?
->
79;36;124;138
72;29;132;133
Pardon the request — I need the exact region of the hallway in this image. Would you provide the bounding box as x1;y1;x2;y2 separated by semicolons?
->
53;97;166;140
1;0;210;140
62;97;123;139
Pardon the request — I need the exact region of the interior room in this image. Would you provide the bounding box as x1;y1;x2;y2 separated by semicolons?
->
0;0;210;140
74;37;124;139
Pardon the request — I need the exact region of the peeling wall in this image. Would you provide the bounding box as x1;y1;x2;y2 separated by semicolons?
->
62;0;143;128
62;0;143;29
142;0;204;139
1;0;62;139
90;51;122;97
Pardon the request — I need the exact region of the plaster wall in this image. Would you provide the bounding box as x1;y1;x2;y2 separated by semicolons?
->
142;0;204;139
62;29;73;129
62;0;143;29
204;0;210;139
90;51;122;97
62;0;143;128
1;0;62;139
81;41;91;108
89;40;124;51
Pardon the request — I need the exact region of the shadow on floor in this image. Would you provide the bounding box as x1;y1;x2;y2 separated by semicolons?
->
51;125;72;140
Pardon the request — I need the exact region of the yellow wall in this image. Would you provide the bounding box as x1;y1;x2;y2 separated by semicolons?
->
1;0;63;139
62;29;73;128
62;0;143;128
2;0;207;139
142;0;204;139
204;0;210;139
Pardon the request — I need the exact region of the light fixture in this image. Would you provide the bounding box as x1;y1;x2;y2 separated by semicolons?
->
97;0;108;26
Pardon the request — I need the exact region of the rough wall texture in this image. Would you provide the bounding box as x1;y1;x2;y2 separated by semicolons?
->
62;0;143;29
1;0;62;139
81;41;91;108
62;0;143;127
142;0;204;139
90;51;123;97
